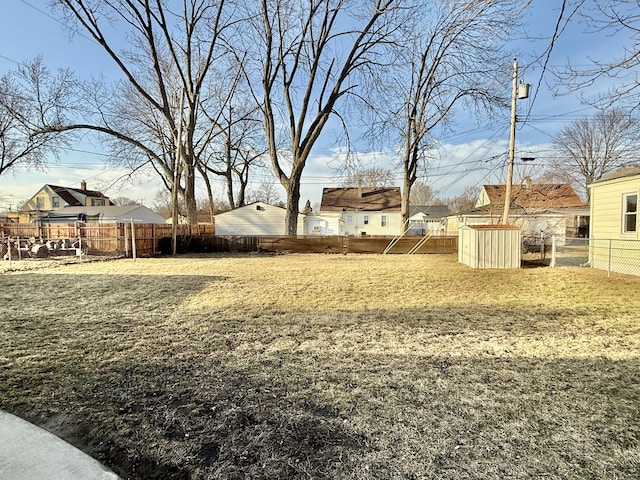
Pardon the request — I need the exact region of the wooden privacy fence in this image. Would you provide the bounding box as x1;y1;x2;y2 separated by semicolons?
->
257;235;458;254
2;222;456;256
182;235;458;254
1;222;213;256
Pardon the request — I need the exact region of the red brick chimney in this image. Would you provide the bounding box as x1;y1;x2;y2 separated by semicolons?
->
81;180;87;191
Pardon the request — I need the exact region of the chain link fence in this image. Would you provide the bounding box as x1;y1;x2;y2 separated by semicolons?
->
550;236;640;277
550;237;590;268
588;238;640;277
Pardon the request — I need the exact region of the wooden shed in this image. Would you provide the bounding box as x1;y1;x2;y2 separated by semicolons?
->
459;224;521;269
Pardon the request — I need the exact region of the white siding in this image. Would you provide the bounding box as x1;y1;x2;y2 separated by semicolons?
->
304;216;340;235
214;202;304;236
340;211;402;236
459;225;521;269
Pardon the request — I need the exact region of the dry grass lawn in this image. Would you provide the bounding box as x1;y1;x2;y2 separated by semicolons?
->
1;253;639;479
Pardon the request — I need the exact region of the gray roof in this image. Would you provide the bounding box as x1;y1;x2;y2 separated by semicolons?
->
39;205;165;223
409;205;450;219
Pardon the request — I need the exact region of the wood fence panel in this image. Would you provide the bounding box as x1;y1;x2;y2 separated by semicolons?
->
3;222;456;256
256;236;458;254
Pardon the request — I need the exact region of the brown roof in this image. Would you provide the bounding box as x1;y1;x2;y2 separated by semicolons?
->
467;224;520;230
482;184;586;209
320;187;402;212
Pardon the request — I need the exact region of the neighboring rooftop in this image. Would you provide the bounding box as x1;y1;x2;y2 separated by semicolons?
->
590;166;640;184
478;183;586;209
409;205;450;219
47;183;112;206
320;187;402;212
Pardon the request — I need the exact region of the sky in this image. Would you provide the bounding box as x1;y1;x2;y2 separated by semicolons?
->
0;0;634;212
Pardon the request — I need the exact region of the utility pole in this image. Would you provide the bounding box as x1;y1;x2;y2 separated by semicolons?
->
501;58;530;224
501;58;519;225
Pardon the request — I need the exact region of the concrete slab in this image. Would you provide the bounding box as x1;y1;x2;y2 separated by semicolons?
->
0;411;120;479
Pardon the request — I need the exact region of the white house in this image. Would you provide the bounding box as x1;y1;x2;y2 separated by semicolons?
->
445;182;589;245
214;202;305;236
408;205;449;236
304;215;341;235
588;166;640;276
318;186;403;236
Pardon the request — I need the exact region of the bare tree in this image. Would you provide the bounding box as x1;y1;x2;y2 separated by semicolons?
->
45;0;233;225
379;0;527;225
340;167;395;188
558;1;640;109
241;0;406;235
246;180;283;206
197;96;266;210
0;57;74;176
549;108;640;202
409;180;434;205
441;185;480;213
110;196;141;206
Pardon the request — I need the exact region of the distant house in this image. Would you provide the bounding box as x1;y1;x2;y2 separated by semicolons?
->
588;167;640;276
445;181;589;244
38;205;166;224
407;205;450;236
214;202;305;236
318;186;402;236
17;182;113;223
304;215;341;235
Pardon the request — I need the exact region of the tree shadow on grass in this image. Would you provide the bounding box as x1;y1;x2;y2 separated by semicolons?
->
3;350;639;479
1;273;639;478
20;360;367;479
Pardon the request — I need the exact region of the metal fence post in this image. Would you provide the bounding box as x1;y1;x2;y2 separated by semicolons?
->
608;239;612;278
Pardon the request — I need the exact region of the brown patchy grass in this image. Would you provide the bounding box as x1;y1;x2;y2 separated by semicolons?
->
1;253;639;479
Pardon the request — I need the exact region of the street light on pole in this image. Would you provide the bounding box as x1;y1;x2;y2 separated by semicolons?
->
501;58;529;224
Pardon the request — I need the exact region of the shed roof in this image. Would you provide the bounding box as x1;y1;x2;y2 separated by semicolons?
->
464;224;520;230
481;183;586;209
320;187;402;212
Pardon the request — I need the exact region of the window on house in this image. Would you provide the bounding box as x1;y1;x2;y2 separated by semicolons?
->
381;215;388;227
36;197;44;208
623;193;637;233
363;215;369;225
346;215;353;225
52;196;59;208
91;199;105;206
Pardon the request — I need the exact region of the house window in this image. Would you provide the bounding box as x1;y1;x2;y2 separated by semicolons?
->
363;215;369;225
52;196;59;208
346;215;353;225
381;215;388;227
623;193;637;234
91;198;105;206
36;197;44;208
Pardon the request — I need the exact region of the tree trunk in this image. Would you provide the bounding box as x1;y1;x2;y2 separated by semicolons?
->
183;163;198;226
284;180;301;236
402;172;412;227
